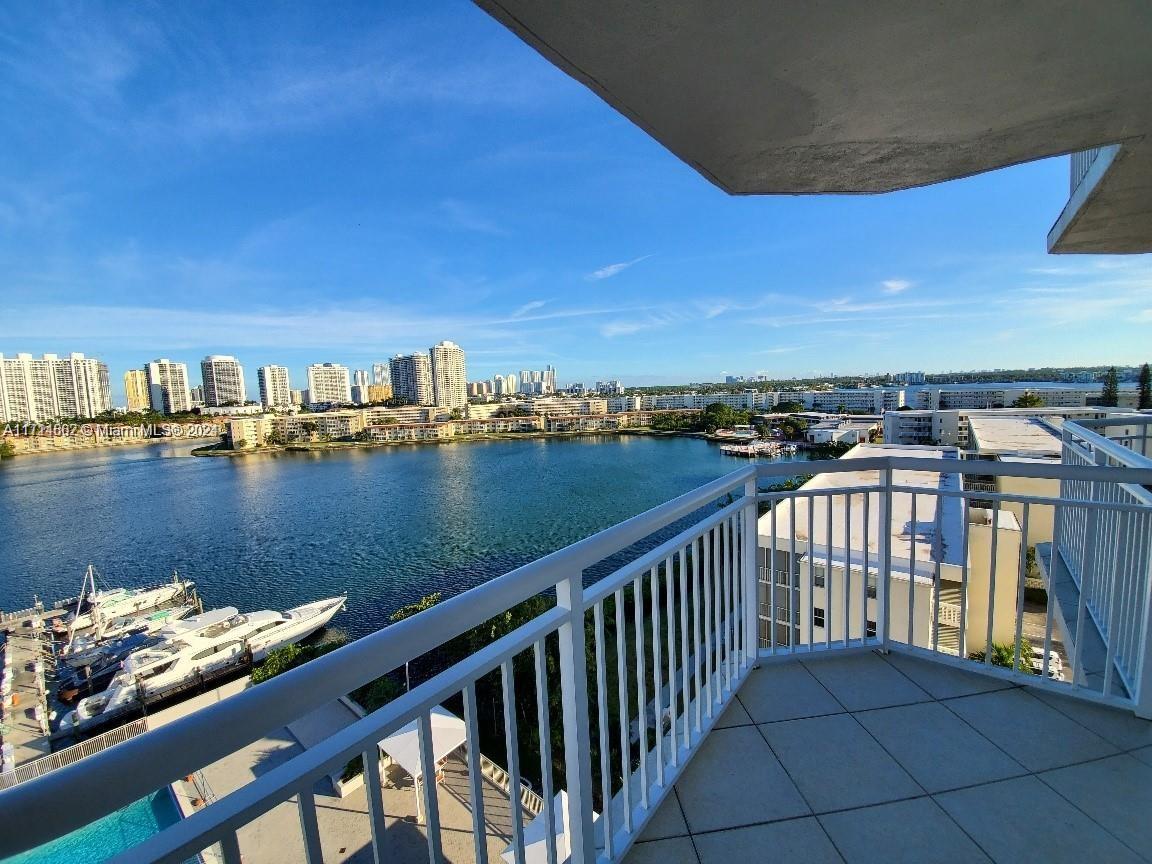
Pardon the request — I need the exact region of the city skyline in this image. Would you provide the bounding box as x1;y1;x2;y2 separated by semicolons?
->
2;3;1150;393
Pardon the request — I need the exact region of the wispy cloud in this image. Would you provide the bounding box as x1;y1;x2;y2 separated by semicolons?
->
587;254;652;281
599;312;679;338
881;279;913;295
752;345;808;355
511;299;547;318
437;199;509;236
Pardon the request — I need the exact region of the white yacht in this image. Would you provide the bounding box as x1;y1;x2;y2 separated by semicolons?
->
61;604;196;667
62;569;196;632
61;597;345;732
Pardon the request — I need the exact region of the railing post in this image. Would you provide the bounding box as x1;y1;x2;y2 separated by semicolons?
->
556;572;596;863
743;476;760;666
877;468;893;650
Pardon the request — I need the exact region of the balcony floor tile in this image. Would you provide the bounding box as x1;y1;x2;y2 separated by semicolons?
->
935;776;1145;864
622;836;699;864
1029;687;1152;751
943;688;1119;771
853;702;1027;793
662;653;1152;864
880;651;1014;700
1039;754;1152;854
636;791;689;841
674;725;810;833
712;698;753;729
736;661;844;723
692;817;843;864
758;713;922;812
818;797;992;864
800;653;931;712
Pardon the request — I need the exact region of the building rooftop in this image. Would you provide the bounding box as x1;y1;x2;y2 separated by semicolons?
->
968;416;1063;459
759;444;967;579
624;651;1152;864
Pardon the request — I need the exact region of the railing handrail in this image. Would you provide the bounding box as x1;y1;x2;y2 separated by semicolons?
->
0;465;756;857
0;718;149;790
1064;418;1152;470
756;454;1152;485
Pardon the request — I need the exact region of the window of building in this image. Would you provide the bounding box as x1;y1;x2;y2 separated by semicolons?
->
814;566;825;588
813;607;825;628
867;578;877;599
866;620;877;638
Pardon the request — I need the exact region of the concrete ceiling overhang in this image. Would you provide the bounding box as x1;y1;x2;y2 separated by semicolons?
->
475;1;1152;197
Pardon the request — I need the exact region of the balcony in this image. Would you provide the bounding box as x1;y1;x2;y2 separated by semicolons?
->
1;432;1151;864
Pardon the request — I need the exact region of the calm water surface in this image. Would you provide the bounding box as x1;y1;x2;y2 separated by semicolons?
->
0;436;812;638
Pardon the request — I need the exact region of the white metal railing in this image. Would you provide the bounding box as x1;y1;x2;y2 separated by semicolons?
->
1070;147;1104;195
1058;419;1152;699
1;455;1151;863
0;466;758;864
0;718;149;790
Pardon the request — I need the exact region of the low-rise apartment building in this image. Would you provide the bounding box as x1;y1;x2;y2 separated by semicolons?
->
803;388;904;413
914;386;1141;411
758;444;1023;658
883;406;1133;448
804;418;879;444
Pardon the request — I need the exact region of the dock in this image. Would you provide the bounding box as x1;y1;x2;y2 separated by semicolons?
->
1;610;64;770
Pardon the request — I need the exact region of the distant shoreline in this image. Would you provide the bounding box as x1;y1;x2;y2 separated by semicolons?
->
190;427;711;457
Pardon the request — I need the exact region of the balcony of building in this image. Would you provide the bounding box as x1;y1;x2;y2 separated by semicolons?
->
1;418;1151;864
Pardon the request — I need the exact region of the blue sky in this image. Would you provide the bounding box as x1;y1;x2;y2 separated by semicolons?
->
2;2;1149;402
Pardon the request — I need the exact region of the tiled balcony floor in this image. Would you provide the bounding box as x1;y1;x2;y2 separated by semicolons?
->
625;651;1152;864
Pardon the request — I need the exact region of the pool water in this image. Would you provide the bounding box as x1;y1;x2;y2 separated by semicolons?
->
1;789;181;863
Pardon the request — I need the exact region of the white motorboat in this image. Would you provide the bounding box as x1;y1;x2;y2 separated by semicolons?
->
61;604;197;667
62;596;345;732
62;567;196;633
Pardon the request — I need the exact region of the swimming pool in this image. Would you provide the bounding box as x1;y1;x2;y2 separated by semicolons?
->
1;788;182;863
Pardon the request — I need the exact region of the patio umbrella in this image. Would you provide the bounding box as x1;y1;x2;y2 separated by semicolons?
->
377;705;466;821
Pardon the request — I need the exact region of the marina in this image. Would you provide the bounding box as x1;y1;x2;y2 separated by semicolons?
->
717;440;799;457
1;566;346;783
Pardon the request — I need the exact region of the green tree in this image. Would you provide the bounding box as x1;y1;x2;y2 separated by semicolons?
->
0;439;15;459
775;400;805;413
1012;392;1046;408
390;592;442;622
251;639;347;684
448;408;465;421
1101;367;1120;407
1139;363;1151;410
699;402;750;433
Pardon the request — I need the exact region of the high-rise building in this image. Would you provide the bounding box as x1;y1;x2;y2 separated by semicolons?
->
596;380;624;395
52;354;111;419
145;359;192;415
0;352;112;423
516;366;557;396
124;369;151;412
290;389;306;406
257;365;292;409
200;356;247;407
371;363;390;387
430;341;467;409
351;370;372;405
306;363;352;405
390;353;434;406
366;384;392;403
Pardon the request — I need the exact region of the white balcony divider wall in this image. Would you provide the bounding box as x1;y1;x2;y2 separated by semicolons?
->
1;452;1151;863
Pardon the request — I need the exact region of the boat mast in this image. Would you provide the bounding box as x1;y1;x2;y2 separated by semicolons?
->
66;564;96;651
